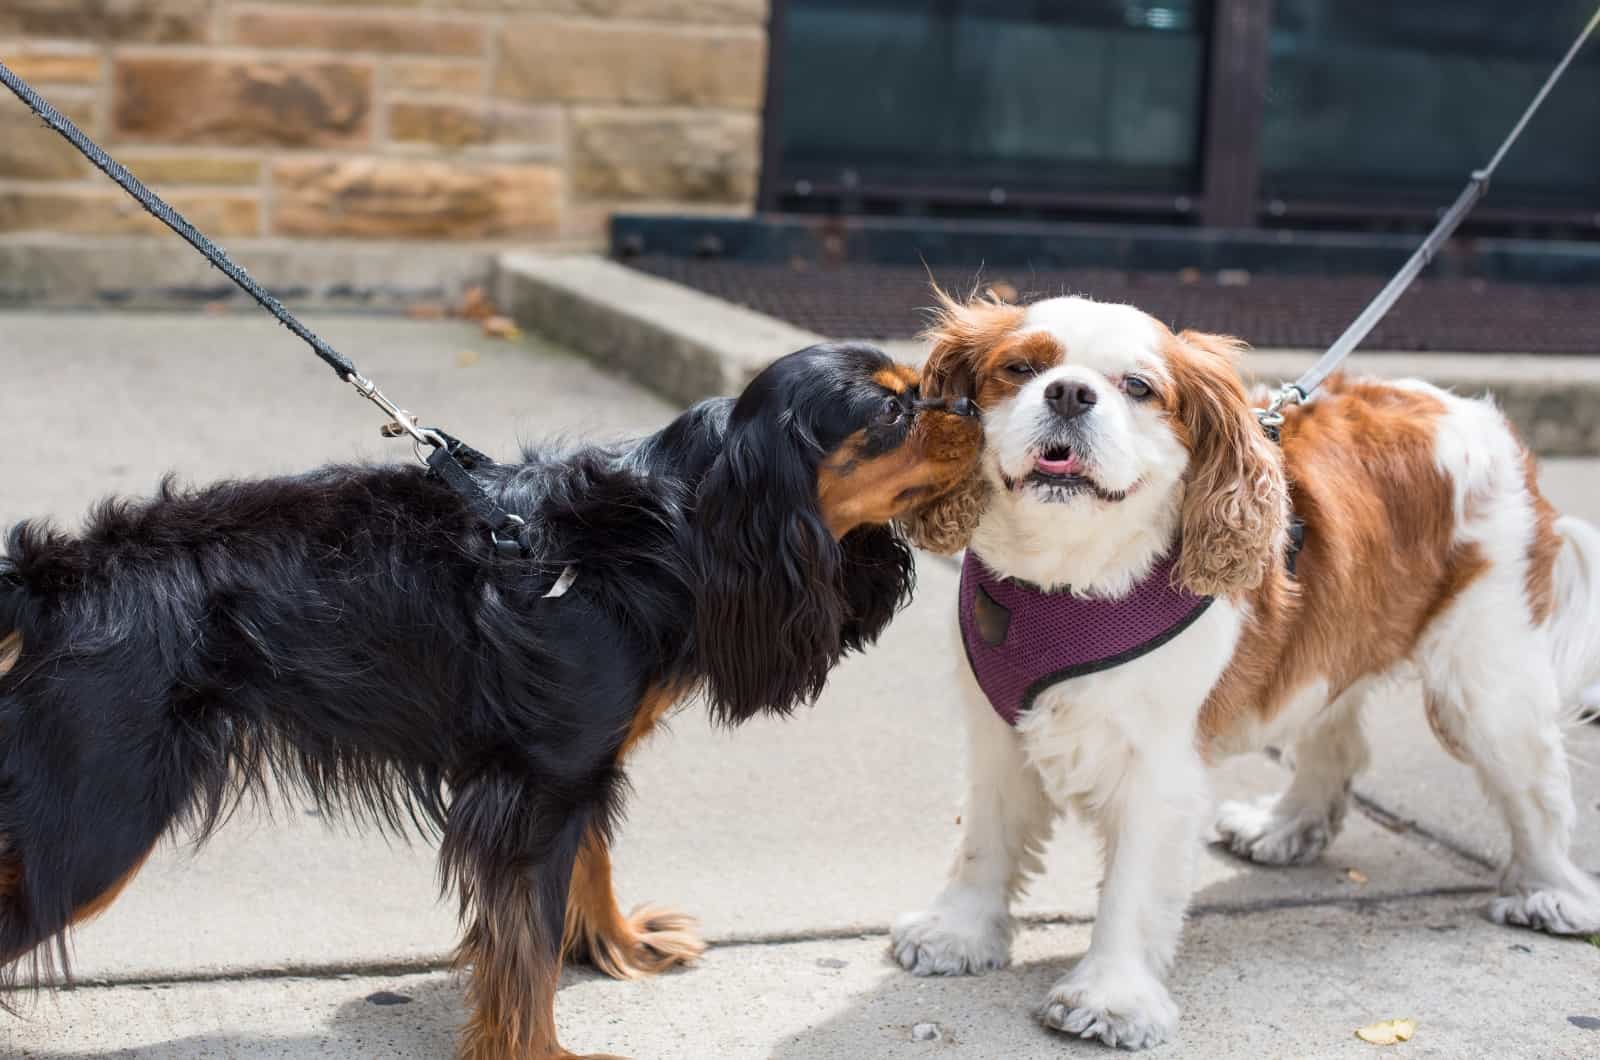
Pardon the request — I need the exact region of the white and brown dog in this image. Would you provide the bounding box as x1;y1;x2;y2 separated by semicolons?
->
892;292;1600;1050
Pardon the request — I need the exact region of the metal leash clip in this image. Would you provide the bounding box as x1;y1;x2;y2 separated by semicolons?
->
1256;383;1305;443
348;373;449;465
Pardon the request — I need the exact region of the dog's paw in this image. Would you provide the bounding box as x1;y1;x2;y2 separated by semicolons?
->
1039;965;1178;1051
570;904;704;980
1490;886;1600;936
891;906;1012;977
1213;796;1331;867
627;903;706;972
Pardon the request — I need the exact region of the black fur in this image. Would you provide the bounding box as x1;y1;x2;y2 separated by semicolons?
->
0;343;919;1028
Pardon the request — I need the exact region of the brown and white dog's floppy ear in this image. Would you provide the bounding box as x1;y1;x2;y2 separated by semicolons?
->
1171;330;1289;597
919;286;1023;404
896;289;1022;555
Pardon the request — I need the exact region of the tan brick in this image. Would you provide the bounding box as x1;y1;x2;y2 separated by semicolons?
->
496;20;764;107
0;187;260;236
0;43;104;85
608;0;767;23
121;152;262;186
0;0;211;43
0;96;94;179
439;0;591;12
571;108;756;202
271;158;559;238
234;9;485;57
444;0;766;23
386;58;483;95
113;57;372;147
388;100;561;151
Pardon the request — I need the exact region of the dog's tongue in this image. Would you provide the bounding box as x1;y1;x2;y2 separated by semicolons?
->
1036;452;1081;476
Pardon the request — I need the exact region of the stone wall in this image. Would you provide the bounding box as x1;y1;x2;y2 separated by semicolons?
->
0;1;767;246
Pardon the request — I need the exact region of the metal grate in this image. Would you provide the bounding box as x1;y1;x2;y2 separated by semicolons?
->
625;256;1600;354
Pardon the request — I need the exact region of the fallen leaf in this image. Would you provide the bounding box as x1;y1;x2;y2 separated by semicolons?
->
1345;868;1369;885
1355;1018;1416;1045
481;315;522;340
455;285;495;321
987;281;1019;303
456;350;481;367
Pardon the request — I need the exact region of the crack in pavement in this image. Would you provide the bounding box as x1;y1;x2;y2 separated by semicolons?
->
47;882;1499;993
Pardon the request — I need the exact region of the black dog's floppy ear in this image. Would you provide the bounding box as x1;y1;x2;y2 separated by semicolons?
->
692;414;848;723
837;524;915;652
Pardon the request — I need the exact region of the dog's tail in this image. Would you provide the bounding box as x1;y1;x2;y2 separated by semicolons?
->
1546;516;1600;720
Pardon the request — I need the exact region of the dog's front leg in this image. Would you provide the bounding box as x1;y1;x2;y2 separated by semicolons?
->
893;678;1054;976
563;825;705;979
1041;730;1207;1051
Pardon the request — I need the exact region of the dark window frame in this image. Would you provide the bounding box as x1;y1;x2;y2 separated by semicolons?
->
757;0;1600;233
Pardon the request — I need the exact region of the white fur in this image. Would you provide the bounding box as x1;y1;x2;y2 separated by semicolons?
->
894;300;1600;1051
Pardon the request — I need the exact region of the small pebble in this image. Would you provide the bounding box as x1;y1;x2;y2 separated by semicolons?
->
1509;943;1533;953
912;1022;942;1042
366;991;413;1006
1569;1015;1600;1031
815;958;848;970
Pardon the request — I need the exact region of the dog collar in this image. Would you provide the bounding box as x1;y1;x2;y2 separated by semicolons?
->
958;549;1213;726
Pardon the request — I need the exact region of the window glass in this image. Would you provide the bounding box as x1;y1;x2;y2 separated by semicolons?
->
778;1;1212;199
1262;1;1600;208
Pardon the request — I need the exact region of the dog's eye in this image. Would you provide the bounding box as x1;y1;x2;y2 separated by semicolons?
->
1123;376;1153;400
1002;361;1033;379
877;396;906;424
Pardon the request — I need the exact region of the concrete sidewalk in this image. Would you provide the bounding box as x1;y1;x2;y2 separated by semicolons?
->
1;313;1597;1058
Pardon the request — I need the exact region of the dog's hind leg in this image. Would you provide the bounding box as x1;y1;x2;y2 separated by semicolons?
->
443;773;622;1060
562;827;703;980
1417;574;1600;936
1215;679;1373;866
0;708;171;988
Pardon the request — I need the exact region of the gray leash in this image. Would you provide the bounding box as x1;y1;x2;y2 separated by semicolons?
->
1258;4;1600;436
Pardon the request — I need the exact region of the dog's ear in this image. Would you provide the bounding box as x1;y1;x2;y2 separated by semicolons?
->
898;288;1018;554
691;413;847;723
919;285;1022;405
837;524;915;649
1172;331;1289;597
895;474;990;556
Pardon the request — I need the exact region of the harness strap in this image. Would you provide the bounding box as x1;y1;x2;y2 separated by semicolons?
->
425;433;527;556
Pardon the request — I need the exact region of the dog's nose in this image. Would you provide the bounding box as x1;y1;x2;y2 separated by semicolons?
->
1043;380;1097;420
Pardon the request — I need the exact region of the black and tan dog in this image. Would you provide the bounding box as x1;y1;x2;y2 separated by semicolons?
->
0;342;980;1059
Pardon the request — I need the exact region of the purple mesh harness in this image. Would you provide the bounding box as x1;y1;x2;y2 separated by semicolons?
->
958;549;1213;726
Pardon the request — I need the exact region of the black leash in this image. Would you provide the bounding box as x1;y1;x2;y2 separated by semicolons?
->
0;59;528;556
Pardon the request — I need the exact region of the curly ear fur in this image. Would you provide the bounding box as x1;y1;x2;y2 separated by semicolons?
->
1171;331;1289;597
896;287;1020;554
896;474;990;555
